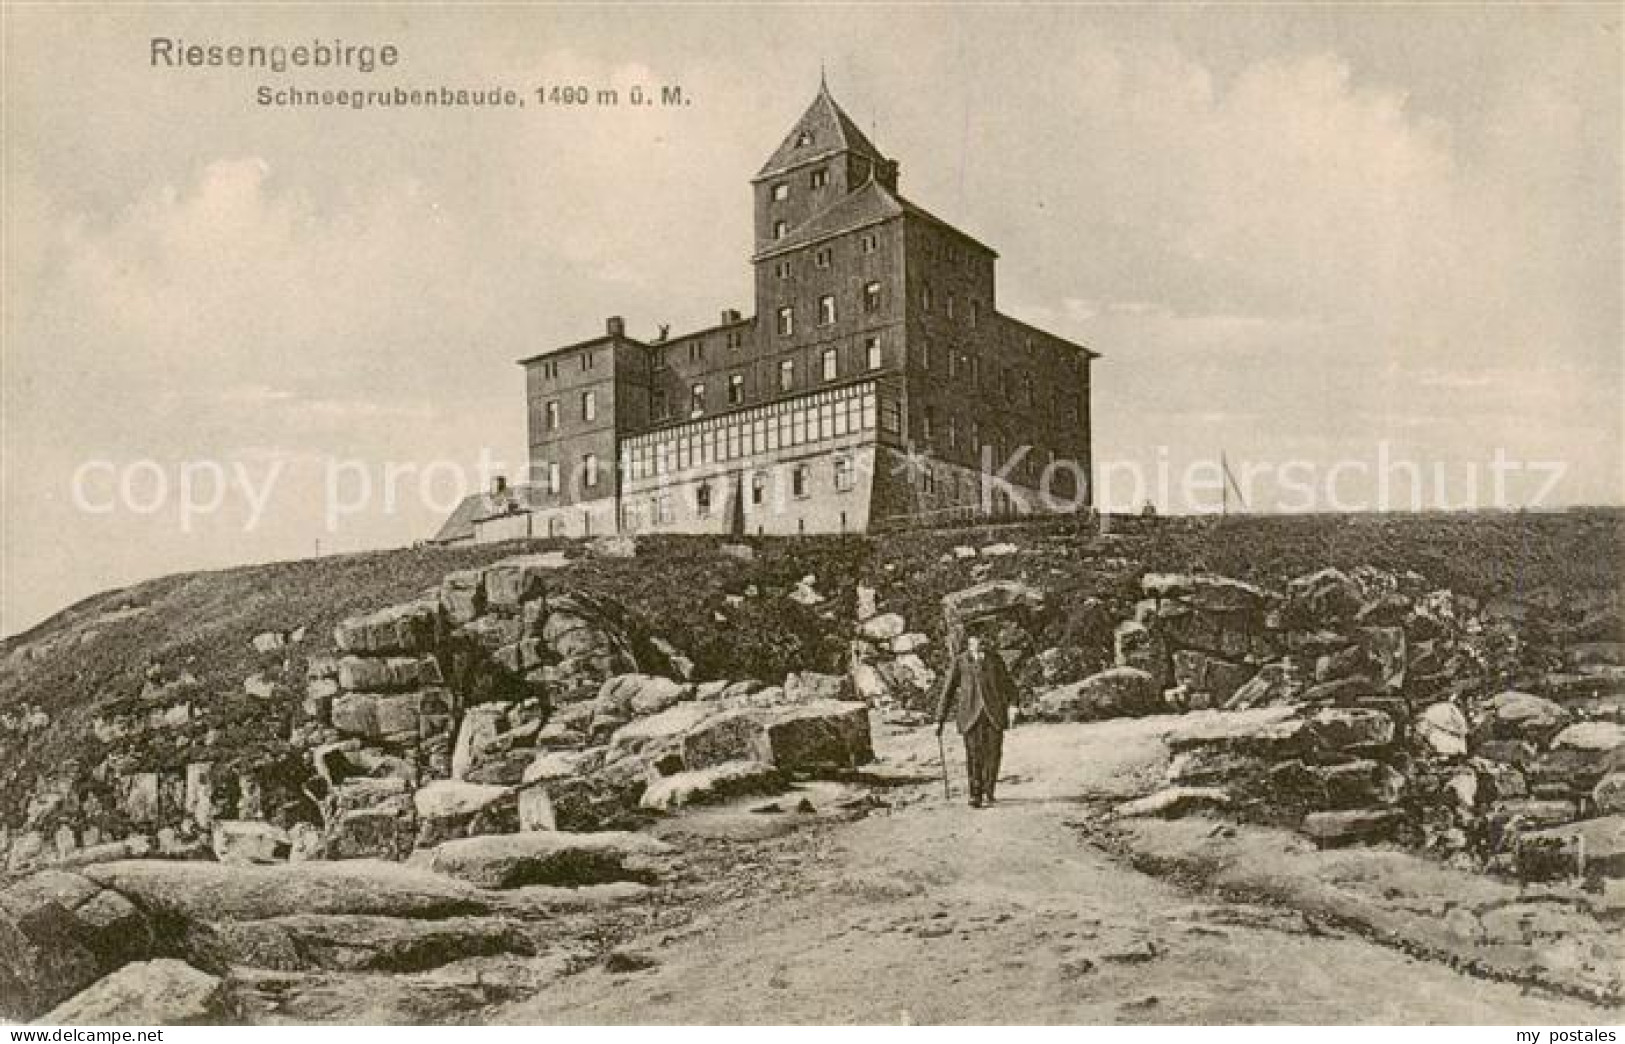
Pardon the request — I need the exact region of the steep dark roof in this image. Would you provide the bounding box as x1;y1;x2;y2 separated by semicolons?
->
752;179;903;260
756;82;889;181
752;179;997;261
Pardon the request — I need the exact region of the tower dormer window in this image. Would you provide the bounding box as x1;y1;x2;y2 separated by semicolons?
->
796;130;814;147
810;167;828;189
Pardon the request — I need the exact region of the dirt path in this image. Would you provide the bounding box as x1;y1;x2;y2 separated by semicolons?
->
494;715;1615;1025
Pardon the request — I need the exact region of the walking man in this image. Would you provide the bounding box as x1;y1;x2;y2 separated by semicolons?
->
935;632;1014;808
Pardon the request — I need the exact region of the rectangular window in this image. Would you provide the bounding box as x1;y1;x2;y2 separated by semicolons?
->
581;391;597;422
861;392;876;430
652;391;667;419
771;182;789;202
970;300;980;328
583;453;599;488
695;482;712;516
923;406;935;441
922;283;933;312
773;220;788;240
818;294;836;326
863;281;881;313
814;247;832;269
581;351;594;371
728;373;744;405
810;167;828;189
880;399;902;434
778;358;795;392
792;465;809;498
546;461;560;494
727;329;743;350
865;336;882;371
946;294;956;320
751;473;766;505
541;360;559;380
821;347;838;382
777;306;794;336
690;383;706;416
545;400;559;431
860;233;878;254
834;456;854;491
776;260;791;280
921;340;932;370
688;342;705;364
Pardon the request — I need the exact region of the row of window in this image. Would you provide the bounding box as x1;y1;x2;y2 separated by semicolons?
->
919;284;983;327
533;350;597;382
630;455;858;528
625;385;893;482
652;338;884;421
769;234;880;273
533;453;602;495
767;164;830;206
773;282;883;335
540;389;598;432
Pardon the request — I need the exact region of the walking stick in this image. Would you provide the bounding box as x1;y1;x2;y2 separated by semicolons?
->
936;728;951;799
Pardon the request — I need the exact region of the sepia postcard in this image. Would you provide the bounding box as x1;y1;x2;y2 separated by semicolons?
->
1;1;1622;1030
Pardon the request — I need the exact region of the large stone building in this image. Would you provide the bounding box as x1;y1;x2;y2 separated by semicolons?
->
435;81;1097;544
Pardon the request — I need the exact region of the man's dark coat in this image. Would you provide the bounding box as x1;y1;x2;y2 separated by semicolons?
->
935;648;1015;733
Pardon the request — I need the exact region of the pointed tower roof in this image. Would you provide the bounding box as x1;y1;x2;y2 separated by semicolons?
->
755;81;889;182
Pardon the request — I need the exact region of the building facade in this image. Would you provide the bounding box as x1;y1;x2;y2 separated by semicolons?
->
434;82;1097;544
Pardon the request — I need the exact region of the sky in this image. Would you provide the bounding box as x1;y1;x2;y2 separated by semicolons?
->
3;4;1621;635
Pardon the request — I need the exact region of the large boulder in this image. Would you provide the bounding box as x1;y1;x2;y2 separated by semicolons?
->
1171;651;1253;705
427;831;675;889
41;959;228;1026
1287;568;1363;625
641;761;785;812
1480;691;1571;743
681;707;771;770
1514;815;1625;880
412;781;517;848
1224;662;1296;709
783;671;853;704
942;581;1046;630
334;600;440;655
1032;667;1161;722
604;702;715;765
757;700;873;772
336;655;442;693
205;914;535;973
1303;706;1395;753
1300;808;1403;845
0;871;152;1020
211;820;290;865
483;553;566;610
80;860;489;922
439;569;487;624
452;705;508;781
1415;702;1469;758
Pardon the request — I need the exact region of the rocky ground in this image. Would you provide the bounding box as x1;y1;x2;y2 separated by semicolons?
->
503;714;1619;1024
2;511;1621;1024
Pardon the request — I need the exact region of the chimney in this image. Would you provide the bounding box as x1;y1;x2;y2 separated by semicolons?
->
606;316;625;338
490;475;507;496
721;308;742;325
